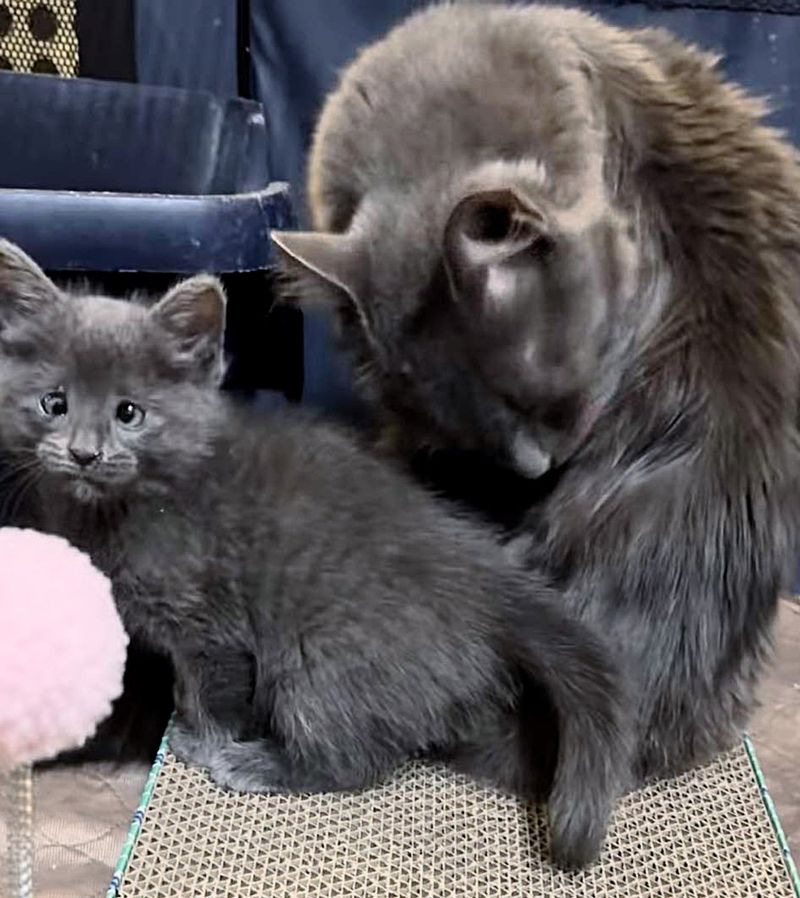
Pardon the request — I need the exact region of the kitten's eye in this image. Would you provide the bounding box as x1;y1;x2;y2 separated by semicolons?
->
116;400;145;428
40;390;68;417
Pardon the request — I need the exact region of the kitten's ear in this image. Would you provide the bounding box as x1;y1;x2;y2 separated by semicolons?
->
271;230;366;309
444;189;550;316
0;239;61;325
152;275;226;382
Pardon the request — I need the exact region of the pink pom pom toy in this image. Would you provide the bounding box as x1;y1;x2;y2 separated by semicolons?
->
0;528;129;898
0;528;128;769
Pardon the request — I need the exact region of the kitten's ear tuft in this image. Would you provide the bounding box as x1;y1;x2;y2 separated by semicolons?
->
0;239;60;324
271;230;365;308
444;189;550;316
152;275;226;382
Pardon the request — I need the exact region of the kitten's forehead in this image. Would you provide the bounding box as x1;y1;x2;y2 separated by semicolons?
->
61;294;158;376
71;293;149;329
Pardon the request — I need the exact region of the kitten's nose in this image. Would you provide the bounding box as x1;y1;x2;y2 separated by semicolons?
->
69;447;102;467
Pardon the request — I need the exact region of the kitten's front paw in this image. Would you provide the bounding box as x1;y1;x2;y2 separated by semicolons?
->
169;722;224;771
207;741;288;795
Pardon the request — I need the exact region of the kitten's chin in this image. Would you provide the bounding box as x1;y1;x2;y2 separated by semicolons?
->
68;479;108;504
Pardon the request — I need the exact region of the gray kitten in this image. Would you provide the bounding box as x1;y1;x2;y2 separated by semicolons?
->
272;3;800;782
0;239;631;868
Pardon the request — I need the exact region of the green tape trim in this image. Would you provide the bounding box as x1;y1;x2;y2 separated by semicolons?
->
744;733;800;897
105;724;172;898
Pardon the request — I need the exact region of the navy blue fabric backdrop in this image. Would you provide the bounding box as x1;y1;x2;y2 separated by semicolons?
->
135;0;239;98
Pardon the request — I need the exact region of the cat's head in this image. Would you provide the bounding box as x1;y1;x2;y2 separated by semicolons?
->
0;240;227;504
274;169;639;476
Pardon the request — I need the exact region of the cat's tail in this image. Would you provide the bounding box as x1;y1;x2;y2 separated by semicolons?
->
506;591;633;869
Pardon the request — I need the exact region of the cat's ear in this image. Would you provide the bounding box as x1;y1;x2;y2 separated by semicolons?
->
271;230;366;310
0;239;61;325
444;189;550;317
152;275;226;383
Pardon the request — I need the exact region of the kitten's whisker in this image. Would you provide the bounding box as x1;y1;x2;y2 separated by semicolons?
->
0;455;40;484
0;466;42;524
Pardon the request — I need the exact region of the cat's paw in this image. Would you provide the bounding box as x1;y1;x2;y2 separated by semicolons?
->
169;722;225;771
206;740;289;795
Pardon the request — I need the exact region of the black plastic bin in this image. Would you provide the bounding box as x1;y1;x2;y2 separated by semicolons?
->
0;70;302;404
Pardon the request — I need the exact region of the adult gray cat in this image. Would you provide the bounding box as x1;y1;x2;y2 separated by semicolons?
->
0;239;630;868
272;3;800;782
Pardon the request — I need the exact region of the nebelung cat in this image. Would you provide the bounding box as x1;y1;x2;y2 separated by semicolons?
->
0;239;630;867
273;3;800;781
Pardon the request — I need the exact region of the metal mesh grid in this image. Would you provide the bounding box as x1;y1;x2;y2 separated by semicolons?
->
116;743;798;898
0;1;78;76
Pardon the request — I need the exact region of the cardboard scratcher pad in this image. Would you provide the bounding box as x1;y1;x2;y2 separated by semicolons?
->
110;738;799;898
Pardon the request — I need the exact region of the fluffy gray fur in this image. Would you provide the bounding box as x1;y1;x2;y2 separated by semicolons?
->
272;3;800;782
0;239;632;868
